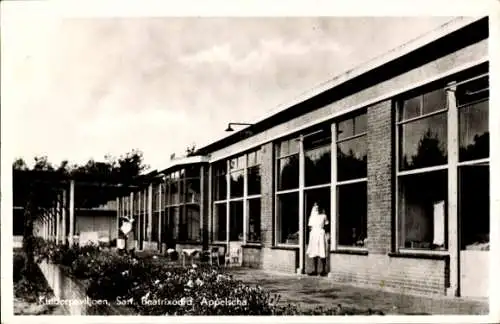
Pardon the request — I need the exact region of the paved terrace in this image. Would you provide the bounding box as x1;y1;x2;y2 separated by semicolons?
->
226;268;488;315
134;250;488;315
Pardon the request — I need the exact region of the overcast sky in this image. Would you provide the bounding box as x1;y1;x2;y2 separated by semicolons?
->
3;12;455;171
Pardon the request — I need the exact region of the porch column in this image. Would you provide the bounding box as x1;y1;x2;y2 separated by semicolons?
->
148;183;153;245
158;182;163;250
446;83;459;296
298;135;305;274
69;180;75;245
116;197;120;242
62;190;67;245
56;194;61;244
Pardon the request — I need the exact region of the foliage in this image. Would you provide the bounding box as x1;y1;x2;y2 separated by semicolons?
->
13;252;53;303
34;240;384;316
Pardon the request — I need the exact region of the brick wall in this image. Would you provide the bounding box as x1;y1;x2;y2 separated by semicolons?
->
329;253;447;295
367;100;393;254
261;248;298;273
242;247;262;268
260;143;274;246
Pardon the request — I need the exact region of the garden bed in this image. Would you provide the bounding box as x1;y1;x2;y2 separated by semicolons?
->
34;240;384;315
13;251;65;315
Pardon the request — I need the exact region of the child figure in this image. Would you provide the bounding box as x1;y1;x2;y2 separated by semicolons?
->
306;203;329;276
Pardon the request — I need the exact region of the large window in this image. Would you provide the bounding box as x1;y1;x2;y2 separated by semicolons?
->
397;86;448;250
164;166;202;242
336;113;367;248
212;149;262;243
457;75;489;251
275;138;300;245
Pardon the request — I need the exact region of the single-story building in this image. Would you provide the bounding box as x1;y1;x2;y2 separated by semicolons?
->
116;16;490;298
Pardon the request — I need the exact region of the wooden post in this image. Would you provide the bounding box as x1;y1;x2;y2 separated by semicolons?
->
148;183;153;245
69;180;75;245
56;194;61;244
62;190;67;245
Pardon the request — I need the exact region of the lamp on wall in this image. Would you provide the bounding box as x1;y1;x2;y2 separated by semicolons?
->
224;122;253;132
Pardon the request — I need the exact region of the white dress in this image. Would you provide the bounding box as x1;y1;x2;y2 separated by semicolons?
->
306;208;329;258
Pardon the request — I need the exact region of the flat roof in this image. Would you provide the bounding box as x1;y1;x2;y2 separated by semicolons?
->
195;16;487;155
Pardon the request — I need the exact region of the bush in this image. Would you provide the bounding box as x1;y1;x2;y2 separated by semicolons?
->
13;253;26;282
33;239;384;315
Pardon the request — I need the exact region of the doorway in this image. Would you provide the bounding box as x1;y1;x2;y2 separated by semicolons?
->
304;187;331;274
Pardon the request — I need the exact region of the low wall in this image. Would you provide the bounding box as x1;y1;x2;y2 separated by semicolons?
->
38;261;133;315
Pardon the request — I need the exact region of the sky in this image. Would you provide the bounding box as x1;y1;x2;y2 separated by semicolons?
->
2;9;456;171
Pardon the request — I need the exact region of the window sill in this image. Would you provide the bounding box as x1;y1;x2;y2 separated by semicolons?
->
241;243;262;249
388;251;449;260
331;249;368;256
271;245;299;251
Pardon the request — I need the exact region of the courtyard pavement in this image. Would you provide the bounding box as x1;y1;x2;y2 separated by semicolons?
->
226;267;489;315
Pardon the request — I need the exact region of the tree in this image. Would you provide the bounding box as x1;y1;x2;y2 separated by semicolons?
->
13;149;149;273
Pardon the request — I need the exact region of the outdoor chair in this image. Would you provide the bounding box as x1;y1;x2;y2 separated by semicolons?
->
202;246;221;266
224;245;242;267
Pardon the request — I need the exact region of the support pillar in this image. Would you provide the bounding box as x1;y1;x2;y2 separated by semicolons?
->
446;83;459;296
56;194;61;244
69;180;75;245
298;135;305;274
62;190;67;245
148;183;153;245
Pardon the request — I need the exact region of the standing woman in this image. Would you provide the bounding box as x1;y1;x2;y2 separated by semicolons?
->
306;203;329;276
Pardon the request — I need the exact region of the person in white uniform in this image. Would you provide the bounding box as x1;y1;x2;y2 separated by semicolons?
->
306;203;329;276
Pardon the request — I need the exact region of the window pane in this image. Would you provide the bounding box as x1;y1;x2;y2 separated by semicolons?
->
459;165;489;250
229;201;244;241
354;113;367;134
277;155;299;191
177;206;185;241
213;203;226;241
337;136;367;181
179;179;185;203
247;166;261;195
422;88;446;115
459;100;489;161
400;96;421;121
338;118;354;140
186;178;201;203
398;170;447;250
247;149;261;167
277;192;299;244
305;144;331;186
247;199;261;243
186;204;201;241
152;185;159;211
214;174;227;201
170;181;179;205
230;170;244;198
152;211;159;242
305;187;330;244
456;76;489;107
399;113;447;171
337;182;367;247
185;165;199;178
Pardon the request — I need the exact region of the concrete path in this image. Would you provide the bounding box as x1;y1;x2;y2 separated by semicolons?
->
227;268;489;315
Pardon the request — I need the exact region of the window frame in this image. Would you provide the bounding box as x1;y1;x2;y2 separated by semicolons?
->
334;112;368;251
393;73;490;255
211;148;263;245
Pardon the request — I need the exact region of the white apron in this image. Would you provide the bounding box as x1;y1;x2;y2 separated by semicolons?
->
306;207;329;258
